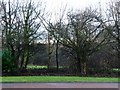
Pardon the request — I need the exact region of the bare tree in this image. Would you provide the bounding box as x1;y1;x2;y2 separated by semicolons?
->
48;8;108;75
1;0;21;70
19;0;44;69
47;31;55;69
1;0;45;72
104;1;120;67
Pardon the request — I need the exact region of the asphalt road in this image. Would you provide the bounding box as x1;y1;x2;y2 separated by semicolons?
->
1;83;120;88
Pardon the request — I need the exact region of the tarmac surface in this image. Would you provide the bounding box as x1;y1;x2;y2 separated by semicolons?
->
1;83;120;88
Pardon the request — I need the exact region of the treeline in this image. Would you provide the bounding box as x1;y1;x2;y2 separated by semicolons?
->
0;0;119;76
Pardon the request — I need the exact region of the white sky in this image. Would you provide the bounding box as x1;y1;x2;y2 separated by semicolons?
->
45;0;110;9
44;0;115;11
3;0;119;15
2;0;114;11
40;0;114;23
3;0;120;13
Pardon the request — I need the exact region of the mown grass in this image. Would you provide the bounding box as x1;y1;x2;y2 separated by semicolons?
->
27;65;120;73
1;76;119;83
27;65;68;69
27;65;47;69
112;68;120;72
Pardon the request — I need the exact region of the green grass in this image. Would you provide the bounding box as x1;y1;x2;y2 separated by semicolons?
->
27;65;47;69
27;65;120;72
1;76;119;83
27;65;68;69
112;68;120;72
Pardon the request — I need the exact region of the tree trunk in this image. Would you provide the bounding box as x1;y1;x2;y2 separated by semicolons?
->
117;38;120;69
117;26;120;68
23;45;29;69
10;46;15;65
56;40;59;70
47;33;51;69
83;62;87;75
81;59;87;76
76;55;81;75
20;50;24;69
25;48;29;69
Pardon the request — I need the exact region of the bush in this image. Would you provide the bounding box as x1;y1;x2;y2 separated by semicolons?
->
2;49;16;73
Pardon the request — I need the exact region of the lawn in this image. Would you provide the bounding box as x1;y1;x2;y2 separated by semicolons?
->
1;76;119;83
27;65;47;69
27;65;68;69
27;65;120;72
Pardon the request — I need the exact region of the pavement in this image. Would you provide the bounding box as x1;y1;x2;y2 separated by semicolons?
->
1;83;120;88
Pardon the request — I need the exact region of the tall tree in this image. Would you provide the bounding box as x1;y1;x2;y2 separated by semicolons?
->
20;0;43;69
1;0;45;72
104;1;120;68
48;8;108;75
47;31;55;69
1;0;21;70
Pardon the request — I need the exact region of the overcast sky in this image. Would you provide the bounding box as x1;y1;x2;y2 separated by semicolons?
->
3;0;119;22
3;0;119;15
4;0;114;10
41;0;112;15
2;0;119;23
45;0;110;9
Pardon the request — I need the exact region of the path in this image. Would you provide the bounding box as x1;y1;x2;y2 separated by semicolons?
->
1;83;119;88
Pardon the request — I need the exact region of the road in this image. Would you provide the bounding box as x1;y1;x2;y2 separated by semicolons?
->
1;83;120;88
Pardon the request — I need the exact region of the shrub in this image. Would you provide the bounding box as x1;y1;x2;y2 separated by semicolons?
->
2;49;16;73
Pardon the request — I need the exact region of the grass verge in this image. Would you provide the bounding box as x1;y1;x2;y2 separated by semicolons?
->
1;76;119;83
